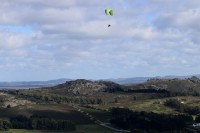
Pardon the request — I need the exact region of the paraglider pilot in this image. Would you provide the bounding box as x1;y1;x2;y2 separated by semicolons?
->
105;8;113;28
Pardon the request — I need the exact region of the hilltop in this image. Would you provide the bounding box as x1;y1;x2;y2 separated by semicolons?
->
127;76;200;96
47;79;125;95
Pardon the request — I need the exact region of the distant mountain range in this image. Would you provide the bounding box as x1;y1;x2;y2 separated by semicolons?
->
108;77;151;84
0;74;199;89
15;76;200;97
108;74;200;84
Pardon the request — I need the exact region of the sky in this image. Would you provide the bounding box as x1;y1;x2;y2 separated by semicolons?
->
0;0;200;81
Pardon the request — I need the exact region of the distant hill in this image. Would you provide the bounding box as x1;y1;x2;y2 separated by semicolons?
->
1;74;200;89
6;76;200;106
63;77;200;96
52;79;124;95
17;76;200;96
0;78;71;89
127;76;200;95
195;74;200;78
108;74;200;84
108;77;151;84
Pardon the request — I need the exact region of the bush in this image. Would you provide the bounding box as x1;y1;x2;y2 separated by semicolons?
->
9;115;76;131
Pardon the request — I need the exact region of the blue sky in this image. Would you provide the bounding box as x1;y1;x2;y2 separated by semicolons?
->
0;0;200;81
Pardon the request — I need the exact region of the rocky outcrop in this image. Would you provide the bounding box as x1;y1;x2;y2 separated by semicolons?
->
64;79;124;95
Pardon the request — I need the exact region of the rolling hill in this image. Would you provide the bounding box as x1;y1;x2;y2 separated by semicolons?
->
126;76;200;95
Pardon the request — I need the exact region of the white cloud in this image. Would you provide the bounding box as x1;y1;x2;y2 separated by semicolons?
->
154;9;200;32
0;30;31;59
0;0;200;81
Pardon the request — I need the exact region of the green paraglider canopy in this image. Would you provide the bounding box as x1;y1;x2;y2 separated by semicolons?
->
105;8;113;16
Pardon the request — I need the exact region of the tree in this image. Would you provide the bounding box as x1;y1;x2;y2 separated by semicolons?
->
0;120;11;131
16;90;19;95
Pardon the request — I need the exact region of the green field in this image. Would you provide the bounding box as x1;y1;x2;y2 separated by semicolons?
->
0;102;126;133
2;124;126;133
0;104;92;124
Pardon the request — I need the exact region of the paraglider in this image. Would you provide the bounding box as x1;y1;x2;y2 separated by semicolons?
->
105;8;113;16
105;8;113;27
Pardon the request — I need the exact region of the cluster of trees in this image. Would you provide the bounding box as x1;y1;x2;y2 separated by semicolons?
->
127;89;169;94
10;90;103;105
0;120;11;131
78;98;103;105
164;99;200;115
10;115;32;129
110;108;193;132
30;115;75;131
194;115;200;123
0;115;76;131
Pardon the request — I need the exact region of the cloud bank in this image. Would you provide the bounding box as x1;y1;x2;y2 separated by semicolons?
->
0;0;200;81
